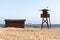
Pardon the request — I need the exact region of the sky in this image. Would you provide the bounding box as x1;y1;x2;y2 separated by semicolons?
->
0;0;60;24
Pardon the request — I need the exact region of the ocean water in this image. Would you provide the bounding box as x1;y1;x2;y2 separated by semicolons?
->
0;24;60;28
25;24;60;28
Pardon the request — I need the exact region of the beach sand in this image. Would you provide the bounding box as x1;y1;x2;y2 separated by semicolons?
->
0;27;60;40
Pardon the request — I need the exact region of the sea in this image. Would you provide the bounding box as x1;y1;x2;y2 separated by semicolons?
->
25;24;60;28
0;24;60;28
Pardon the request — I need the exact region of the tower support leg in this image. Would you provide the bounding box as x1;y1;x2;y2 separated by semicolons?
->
41;18;51;29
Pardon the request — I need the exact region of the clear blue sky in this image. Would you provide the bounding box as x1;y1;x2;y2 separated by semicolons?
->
0;0;60;24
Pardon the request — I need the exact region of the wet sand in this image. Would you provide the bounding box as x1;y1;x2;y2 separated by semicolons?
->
0;27;60;40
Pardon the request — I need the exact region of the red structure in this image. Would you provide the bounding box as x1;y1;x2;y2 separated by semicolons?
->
4;19;26;28
40;9;51;28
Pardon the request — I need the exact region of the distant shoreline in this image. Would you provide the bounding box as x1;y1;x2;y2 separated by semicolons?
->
0;24;60;28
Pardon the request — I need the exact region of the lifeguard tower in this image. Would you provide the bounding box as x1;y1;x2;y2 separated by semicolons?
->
40;9;51;28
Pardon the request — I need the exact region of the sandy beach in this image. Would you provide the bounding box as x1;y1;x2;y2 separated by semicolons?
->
0;27;60;40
